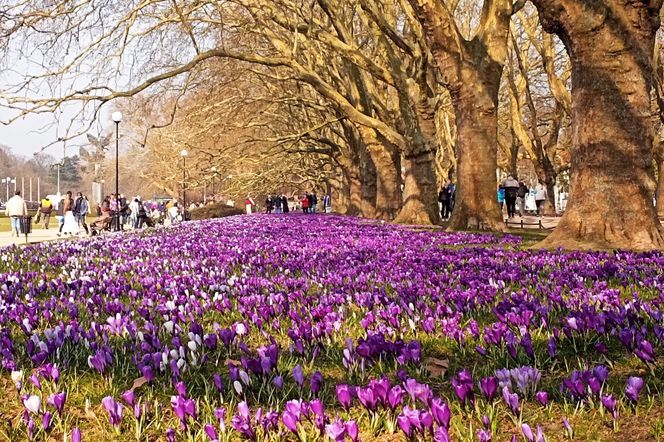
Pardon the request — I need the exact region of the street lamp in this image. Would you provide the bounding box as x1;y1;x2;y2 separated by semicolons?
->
210;166;217;198
112;111;122;231
181;149;188;217
2;177;15;202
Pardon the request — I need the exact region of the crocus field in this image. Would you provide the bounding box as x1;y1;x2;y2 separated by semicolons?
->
1;215;664;441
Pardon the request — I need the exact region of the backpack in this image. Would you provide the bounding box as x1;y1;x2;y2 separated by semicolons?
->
505;187;518;199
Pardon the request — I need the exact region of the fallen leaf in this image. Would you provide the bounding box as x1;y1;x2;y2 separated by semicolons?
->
225;358;241;367
130;376;148;391
423;357;449;378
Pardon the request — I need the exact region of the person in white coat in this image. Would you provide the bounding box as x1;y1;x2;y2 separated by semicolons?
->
5;191;28;237
535;181;548;217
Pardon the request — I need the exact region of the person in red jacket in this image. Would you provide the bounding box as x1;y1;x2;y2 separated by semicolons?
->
301;193;309;213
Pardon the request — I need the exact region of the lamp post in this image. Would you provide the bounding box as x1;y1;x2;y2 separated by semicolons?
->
210;166;217;199
2;177;14;202
112;111;122;231
181;149;188;217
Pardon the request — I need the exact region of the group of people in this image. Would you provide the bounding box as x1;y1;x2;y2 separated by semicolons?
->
498;176;548;218
250;192;332;215
437;180;456;220
264;194;291;214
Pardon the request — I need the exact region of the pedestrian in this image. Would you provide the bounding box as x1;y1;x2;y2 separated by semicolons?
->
282;194;289;213
446;181;456;214
517;181;529;217
301;193;310;213
535;180;548;217
438;184;451;220
4;191;28;237
274;194;282;214
244;196;255;214
73;192;90;235
265;195;274;214
59;191;79;236
497;185;505;212
502;175;519;219
38;196;53;229
129;197;140;228
311;192;318;213
323;193;331;213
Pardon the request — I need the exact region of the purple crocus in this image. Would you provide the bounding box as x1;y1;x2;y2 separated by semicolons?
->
502;387;519;416
346;420;359;442
336;384;352;409
121;390;136;407
325;419;346;441
282;410;299;433
479;377;498;400
101;396;124;429
535;391;548;406
204;423;219;441
72;428;81;442
42;412;52;432
601;394;618;420
292;365;304;387
310;371;323;394
47;392;66;416
625;376;644;403
431;398;451;428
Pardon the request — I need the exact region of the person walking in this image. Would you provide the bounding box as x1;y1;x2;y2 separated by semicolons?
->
59;191;79;236
301;193;310;213
311;192;318;213
265;195;274;214
274;195;282;214
497;185;505;213
73;192;90;235
282;194;289;213
5;191;28;237
323;194;331;213
535;181;548;217
244;196;255;214
38;196;53;229
517;181;529;217
438;184;451;220
502;175;519;219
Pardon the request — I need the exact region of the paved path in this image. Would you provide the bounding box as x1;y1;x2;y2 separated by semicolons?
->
0;225;86;248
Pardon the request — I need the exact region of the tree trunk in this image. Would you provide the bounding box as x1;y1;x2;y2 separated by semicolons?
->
534;157;558;215
394;150;441;225
358;126;401;220
656;147;664;219
359;152;377;218
448;82;505;231
534;0;664;250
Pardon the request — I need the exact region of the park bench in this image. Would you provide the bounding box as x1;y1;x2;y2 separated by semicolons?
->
504;218;553;230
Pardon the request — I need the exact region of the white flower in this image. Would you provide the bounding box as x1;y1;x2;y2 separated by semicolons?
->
164;321;174;333
235;323;247;336
239;370;251;385
187;341;197;352
11;370;23;387
233;380;243;395
23;395;41;414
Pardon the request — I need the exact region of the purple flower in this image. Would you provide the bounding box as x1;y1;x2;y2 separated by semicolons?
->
273;375;284;389
479;377;498;400
101;396;124;428
121;390;136;407
292;365;304;387
325;419;346;441
213;373;224;392
166;428;175;442
72;428;81;442
47;392;66;416
336;384;352;409
563;417;573;438
204;423;219;441
357;386;377;411
477;429;492;442
502;387;519;416
310;371;323;394
522;423;534;442
346;420;359;442
625;376;644;403
535;391;548;406
42;412;52;432
431;398;451;428
282;410;298;433
601;394;618;420
387;385;404;410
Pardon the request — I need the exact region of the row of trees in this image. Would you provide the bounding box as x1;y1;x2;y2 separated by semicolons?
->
0;1;662;249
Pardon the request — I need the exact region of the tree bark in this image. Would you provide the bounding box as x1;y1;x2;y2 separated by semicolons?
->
656;142;664;219
359;148;378;218
533;0;664;250
395;150;441;225
447;80;506;231
357;126;401;219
